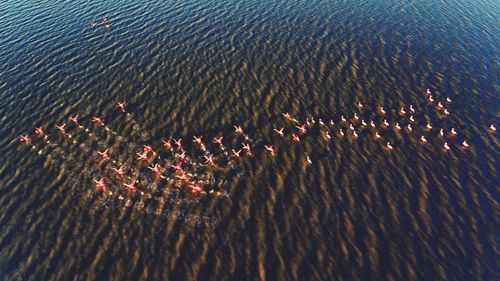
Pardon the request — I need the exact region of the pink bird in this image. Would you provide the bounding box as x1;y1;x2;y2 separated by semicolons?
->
213;136;223;145
242;143;252;156
172;162;183;173
148;163;162;174
111;165;125;177
143;145;154;154
174;138;183;150
204;154;214;166
162;139;172;150
19;134;30;143
296;125;307;134
177;151;186;160
124;181;137;193
282;112;292;120
117;101;126;112
273;127;284;137
232;149;242;159
69;114;80;126
265;145;275;156
56;123;67;134
97;148;110;160
35;127;44;137
137;151;149;161
189;183;204;194
91;117;104;127
193;136;205;150
93;178;107;190
177;173;190;183
292;134;300;142
234;126;244;135
193;135;203;144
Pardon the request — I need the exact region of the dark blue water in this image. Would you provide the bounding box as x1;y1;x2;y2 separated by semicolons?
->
0;0;498;280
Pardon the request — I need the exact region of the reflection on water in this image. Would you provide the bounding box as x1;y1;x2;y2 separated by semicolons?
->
0;0;498;280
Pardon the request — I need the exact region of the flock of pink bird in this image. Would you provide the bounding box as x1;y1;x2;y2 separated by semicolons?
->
18;88;497;198
90;17;112;29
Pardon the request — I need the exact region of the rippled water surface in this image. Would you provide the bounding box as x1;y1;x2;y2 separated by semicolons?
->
0;0;498;280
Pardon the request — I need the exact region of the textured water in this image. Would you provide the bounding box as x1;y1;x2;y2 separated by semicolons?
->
0;0;499;280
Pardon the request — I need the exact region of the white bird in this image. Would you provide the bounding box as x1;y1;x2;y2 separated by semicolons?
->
443;142;450;152
385;142;393;151
383;120;389;128
273;127;285;137
462;141;469;149
380;107;386;115
324;131;331;140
